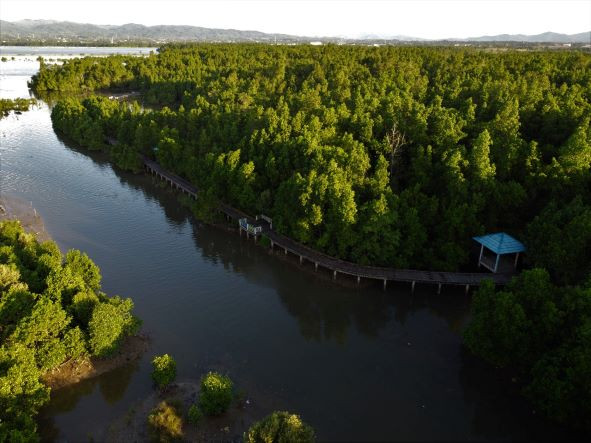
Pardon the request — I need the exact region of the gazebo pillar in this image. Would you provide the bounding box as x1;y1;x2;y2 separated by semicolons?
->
514;252;520;269
494;253;500;273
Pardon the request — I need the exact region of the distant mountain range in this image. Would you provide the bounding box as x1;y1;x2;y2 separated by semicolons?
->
0;19;300;43
461;31;590;43
1;20;589;44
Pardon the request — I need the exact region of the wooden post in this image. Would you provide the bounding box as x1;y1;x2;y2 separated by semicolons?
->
478;244;484;267
333;270;337;280
270;240;274;248
465;284;470;295
437;283;442;294
315;262;318;271
357;276;360;285
494;254;500;273
284;248;287;255
299;256;303;265
514;252;520;269
383;279;387;290
411;281;415;293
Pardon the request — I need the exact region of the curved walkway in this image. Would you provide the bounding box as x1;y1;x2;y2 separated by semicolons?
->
143;156;514;291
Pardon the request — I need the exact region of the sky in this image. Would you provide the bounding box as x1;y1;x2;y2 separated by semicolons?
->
0;0;589;40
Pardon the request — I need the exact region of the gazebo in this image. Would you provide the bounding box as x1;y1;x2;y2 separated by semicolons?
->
473;233;525;273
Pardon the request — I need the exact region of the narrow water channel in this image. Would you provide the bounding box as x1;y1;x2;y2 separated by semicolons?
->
0;48;577;441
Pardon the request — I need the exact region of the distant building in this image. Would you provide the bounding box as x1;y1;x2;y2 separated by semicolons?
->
310;41;323;46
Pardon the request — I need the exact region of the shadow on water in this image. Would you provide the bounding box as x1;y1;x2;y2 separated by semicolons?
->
38;359;141;441
458;348;587;441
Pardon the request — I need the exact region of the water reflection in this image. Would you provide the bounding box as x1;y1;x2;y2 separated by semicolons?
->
3;101;579;440
39;360;141;441
60;137;473;346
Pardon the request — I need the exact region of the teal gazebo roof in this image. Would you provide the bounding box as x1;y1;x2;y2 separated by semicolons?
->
473;233;526;255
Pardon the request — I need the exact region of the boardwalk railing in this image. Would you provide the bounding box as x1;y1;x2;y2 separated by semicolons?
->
142;156;514;292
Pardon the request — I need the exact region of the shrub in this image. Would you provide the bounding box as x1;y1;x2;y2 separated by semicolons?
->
151;354;176;389
65;249;101;291
36;338;66;372
88;297;139;357
244;411;315;443
63;326;87;360
199;372;233;416
147;401;183;442
88;303;125;357
187;403;202;425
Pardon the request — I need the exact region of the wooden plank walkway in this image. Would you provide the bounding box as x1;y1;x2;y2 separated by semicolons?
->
142;156;514;290
144;157;198;198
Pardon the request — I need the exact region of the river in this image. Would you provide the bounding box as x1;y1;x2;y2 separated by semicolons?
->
0;47;577;441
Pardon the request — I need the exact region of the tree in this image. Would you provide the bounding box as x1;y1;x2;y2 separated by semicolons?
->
65;249;101;291
87;297;139;358
385;123;406;179
244;411;315;443
151;354;177;389
469;129;496;181
525;197;591;286
199;372;233;416
147;401;183;442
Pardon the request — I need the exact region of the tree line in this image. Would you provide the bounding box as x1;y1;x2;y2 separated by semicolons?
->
32;45;590;274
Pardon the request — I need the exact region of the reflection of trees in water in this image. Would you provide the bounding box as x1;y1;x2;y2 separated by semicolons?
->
39;359;140;440
278;284;392;343
457;349;583;441
63;140;472;344
58;137;191;227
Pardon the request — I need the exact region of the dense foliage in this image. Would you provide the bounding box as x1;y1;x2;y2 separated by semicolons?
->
34;45;591;273
244;411;315;443
198;371;233;416
147;400;183;442
30;44;591;429
0;220;140;441
151;354;177;389
465;270;591;431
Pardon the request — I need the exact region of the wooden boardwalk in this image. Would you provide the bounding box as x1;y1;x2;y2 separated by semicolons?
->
143;156;513;291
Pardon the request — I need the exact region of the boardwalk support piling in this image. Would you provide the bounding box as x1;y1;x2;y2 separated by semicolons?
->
141;156;516;291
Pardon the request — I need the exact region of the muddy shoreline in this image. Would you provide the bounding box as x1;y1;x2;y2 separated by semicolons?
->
42;334;150;390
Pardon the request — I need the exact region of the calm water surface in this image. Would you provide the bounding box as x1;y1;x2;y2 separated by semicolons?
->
0;48;577;441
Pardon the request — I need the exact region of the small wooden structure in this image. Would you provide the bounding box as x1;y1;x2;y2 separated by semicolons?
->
473;233;525;273
239;218;262;238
